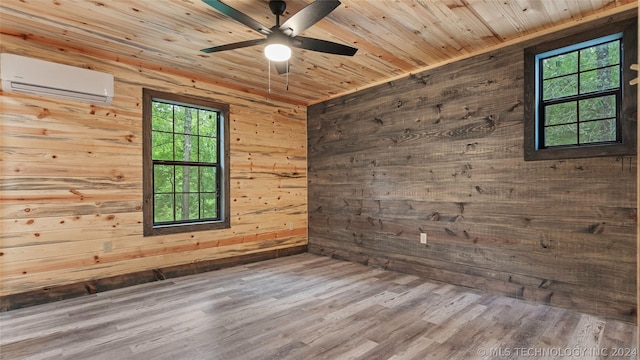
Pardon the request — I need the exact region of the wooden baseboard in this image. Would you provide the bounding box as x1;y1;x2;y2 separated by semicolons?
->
0;245;307;312
308;244;637;324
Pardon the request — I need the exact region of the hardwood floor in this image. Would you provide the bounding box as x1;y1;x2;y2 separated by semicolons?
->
0;253;636;359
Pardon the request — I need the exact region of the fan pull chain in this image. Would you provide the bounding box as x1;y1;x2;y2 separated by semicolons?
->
286;61;289;91
267;60;290;94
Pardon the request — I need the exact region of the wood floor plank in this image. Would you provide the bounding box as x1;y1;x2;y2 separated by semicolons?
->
0;253;636;360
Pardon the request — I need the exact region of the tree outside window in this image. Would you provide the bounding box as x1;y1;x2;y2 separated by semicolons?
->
523;19;636;161
539;35;620;148
143;89;230;236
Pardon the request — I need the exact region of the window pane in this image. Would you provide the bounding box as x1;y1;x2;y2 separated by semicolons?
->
175;194;185;221
201;195;218;219
189;193;200;219
579;66;619;93
545;124;577;147
151;102;173;132
183;135;198;161
580;41;619;71
189;166;199;191
579;119;616;144
154;194;174;222
542;52;577;79
200;110;218;137
175;193;200;221
191;137;199;161
174;134;183;160
545;102;577;125
174;134;198;161
187;108;199;136
579;95;616;121
152;132;173;160
154;165;174;193
201;167;218;192
175;165;183;192
175;165;192;192
199;137;218;163
173;105;185;134
543;75;577;100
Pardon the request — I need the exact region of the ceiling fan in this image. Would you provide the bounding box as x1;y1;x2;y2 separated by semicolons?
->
200;0;358;75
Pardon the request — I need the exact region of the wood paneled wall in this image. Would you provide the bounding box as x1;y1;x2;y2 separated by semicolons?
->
308;14;638;323
0;35;307;299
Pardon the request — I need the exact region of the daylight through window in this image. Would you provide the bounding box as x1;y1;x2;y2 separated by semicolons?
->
152;101;220;222
523;18;636;161
143;89;230;236
537;34;621;148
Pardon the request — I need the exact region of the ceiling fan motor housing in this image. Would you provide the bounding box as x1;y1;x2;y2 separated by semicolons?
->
200;0;358;74
269;0;287;17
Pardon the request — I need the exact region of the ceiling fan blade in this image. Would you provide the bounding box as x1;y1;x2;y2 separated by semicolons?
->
294;36;357;56
202;0;272;36
274;62;289;75
279;0;341;37
201;38;266;53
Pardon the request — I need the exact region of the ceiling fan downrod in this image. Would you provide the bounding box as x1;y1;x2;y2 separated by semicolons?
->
200;0;358;78
269;0;286;27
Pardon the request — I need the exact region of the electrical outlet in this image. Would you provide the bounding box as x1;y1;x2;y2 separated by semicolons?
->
103;241;112;252
289;223;294;230
420;233;427;245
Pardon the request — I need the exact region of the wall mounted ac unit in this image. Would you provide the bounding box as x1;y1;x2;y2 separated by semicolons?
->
0;53;114;105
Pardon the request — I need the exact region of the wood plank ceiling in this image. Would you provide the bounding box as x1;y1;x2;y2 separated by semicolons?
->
0;0;637;106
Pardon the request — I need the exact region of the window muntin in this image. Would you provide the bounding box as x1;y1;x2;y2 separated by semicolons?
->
536;33;622;148
523;18;636;161
151;102;220;224
143;89;230;236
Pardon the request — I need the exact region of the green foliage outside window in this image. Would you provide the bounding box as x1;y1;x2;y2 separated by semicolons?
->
539;37;621;148
151;101;220;224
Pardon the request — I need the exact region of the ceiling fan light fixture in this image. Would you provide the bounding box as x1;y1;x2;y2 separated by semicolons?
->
264;43;291;62
201;0;358;76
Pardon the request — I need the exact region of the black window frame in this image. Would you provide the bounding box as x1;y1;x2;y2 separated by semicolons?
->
142;89;230;236
524;18;637;161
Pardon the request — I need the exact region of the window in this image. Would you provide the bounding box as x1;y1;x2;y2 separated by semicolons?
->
524;19;637;161
143;89;230;236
